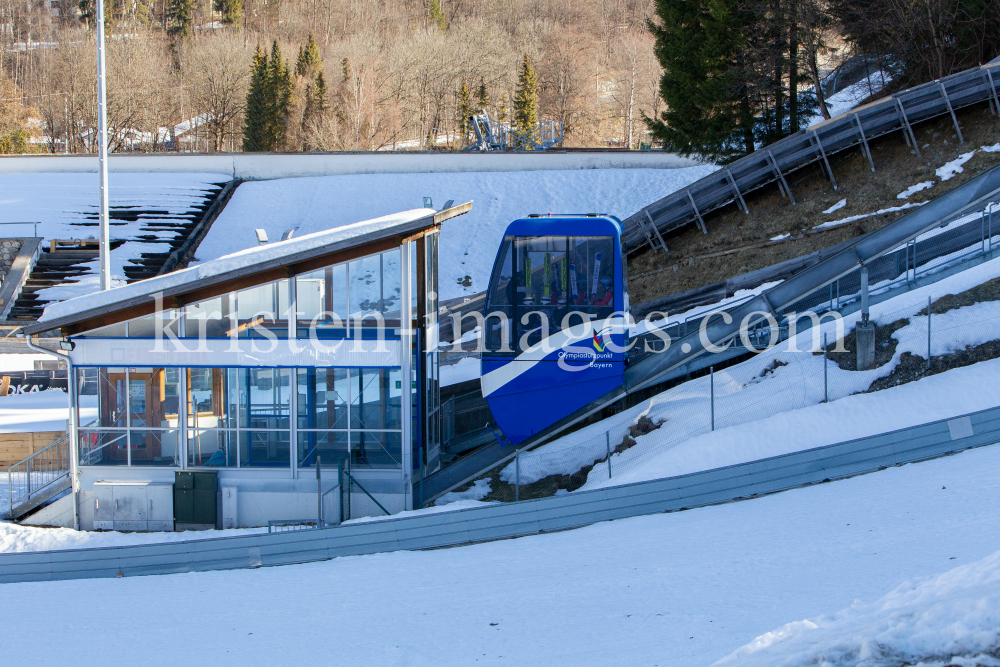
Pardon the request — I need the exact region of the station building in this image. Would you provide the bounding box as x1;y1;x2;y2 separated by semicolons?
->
23;204;470;530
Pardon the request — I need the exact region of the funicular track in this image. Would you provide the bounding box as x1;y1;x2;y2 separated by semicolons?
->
422;164;1000;505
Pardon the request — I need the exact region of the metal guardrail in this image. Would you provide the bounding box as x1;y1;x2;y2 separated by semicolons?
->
6;431;69;520
1;404;998;583
623;60;1000;253
0;238;42;321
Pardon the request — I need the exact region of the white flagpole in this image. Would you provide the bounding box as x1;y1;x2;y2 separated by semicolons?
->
95;0;111;290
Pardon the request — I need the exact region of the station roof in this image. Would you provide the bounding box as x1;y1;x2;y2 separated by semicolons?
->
25;202;472;336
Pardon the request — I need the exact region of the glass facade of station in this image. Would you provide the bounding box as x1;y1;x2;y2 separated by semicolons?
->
68;243;434;480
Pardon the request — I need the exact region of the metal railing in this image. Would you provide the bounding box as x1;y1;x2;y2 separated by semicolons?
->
6;432;70;519
623;60;1000;253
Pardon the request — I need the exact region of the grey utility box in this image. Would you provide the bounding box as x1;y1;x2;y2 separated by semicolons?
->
92;482;174;532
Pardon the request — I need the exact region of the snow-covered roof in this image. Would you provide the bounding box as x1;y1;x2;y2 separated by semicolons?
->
26;202;472;335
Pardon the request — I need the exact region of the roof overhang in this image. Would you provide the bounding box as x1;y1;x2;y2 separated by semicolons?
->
25;201;472;337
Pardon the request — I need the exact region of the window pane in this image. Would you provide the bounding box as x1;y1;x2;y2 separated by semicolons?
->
297;430;348;468
382;249;401;316
349;254;383;317
240;429;290;467
185;296;230;338
96;368;127;428
351;431;401;469
297;368;348;429
128;368;180;428
129;430;180;467
236;281;288;338
243;368;290;430
189;429;237;467
351;368;396;430
127;312;180;338
79;430;127;466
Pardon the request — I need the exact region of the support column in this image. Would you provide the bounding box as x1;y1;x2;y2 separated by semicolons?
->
856;265;876;371
399;240;414;510
642;210;669;253
938;81;964;144
288;277;297;479
685;190;708;234
809;129;838;190
853;113;876;172
724;168;749;214
895;97;921;156
986;68;999;117
66;354;80;531
766;150;796;205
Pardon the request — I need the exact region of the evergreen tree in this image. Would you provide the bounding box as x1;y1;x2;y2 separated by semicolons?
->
296;33;322;77
242;41;294;151
167;0;194;37
428;0;448;31
646;0;752;162
314;72;328;111
456;76;473;140
243;45;269;151
475;81;489;112
266;40;294;148
341;57;352;83
512;54;539;140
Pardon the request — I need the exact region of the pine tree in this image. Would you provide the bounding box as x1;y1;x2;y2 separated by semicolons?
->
314;72;328;111
456;76;473;140
341;57;352;83
646;0;752;162
475;81;489;112
296;33;322;77
243;45;269;151
167;0;194;37
428;0;448;31
266;40;294;149
512;54;539;141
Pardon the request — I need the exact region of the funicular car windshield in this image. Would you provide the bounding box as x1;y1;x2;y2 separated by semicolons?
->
485;235;616;353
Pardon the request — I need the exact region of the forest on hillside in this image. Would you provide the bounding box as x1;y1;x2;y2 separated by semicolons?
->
0;0;997;154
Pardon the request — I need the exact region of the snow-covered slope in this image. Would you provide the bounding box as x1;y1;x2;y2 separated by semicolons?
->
716;548;1000;667
201;167;718;302
5;436;1000;667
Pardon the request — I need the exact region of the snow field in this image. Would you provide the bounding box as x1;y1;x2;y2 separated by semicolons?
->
201;166;719;303
716;547;1000;666
5;437;1000;667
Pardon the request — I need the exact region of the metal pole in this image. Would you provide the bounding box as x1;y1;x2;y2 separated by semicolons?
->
316;455;322;528
606;431;612;479
710;366;715;431
95;0;111;291
927;296;932;372
515;449;520;502
823;333;829;403
860;266;870;323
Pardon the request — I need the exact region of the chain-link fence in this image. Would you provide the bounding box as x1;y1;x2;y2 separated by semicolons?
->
443;245;1000;507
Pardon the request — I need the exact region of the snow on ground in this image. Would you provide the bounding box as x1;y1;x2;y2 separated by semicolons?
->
897;180;935;199
0;172;229;301
809;70;893;128
0;388;95;433
201;166;717;302
813;202;925;230
716;548;1000;667
4;439;1000;667
434;479;493;506
937;151;978;181
0;521;266;553
770;233;792;241
0;353;51;372
823;198;847;214
508;251;1000;488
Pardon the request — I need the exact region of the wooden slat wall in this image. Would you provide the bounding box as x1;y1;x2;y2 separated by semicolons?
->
0;431;65;468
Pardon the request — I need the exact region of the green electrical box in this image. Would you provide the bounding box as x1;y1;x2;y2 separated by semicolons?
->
174;470;218;529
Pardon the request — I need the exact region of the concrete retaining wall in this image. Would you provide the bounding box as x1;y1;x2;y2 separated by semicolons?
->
0;151;701;180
